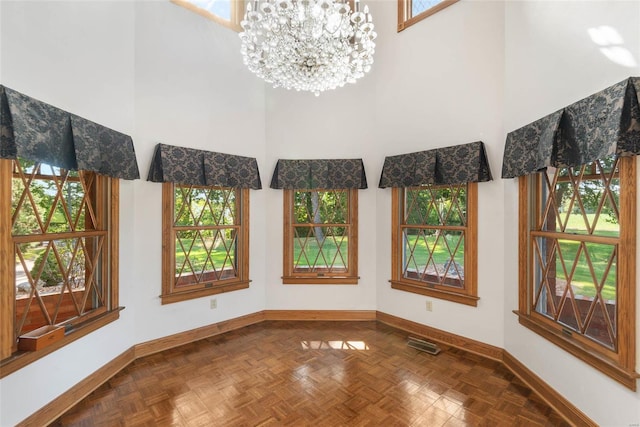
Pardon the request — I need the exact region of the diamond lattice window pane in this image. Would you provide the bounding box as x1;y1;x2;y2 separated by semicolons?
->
12;159;105;337
405;186;466;227
533;157;620;349
174;228;238;287
292;190;350;273
402;185;467;289
14;236;104;335
412;0;446;16
173;186;239;287
174;187;236;227
402;228;464;288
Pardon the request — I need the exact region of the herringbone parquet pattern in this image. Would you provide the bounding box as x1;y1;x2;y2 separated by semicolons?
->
51;321;569;426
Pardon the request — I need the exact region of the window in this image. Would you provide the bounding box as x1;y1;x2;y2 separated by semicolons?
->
1;158;120;370
161;183;249;304
390;183;478;306
397;0;459;32
172;0;245;31
283;188;359;284
517;156;636;390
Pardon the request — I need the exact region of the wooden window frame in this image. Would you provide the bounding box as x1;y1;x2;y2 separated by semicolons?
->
390;183;478;306
0;159;120;378
171;0;245;32
161;183;250;304
397;0;459;32
515;156;638;390
282;189;359;285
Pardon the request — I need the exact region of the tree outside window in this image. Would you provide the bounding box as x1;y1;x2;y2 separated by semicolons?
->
283;189;359;284
161;183;250;304
517;155;637;390
1;158;119;366
391;183;478;306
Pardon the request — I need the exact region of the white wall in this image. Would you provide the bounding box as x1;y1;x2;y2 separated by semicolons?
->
131;1;267;345
371;0;506;347
0;2;138;425
1;0;640;426
503;1;640;425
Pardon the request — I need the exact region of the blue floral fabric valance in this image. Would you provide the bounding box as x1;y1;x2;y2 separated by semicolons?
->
270;158;367;189
147;143;262;189
0;85;140;180
378;141;492;188
502;77;640;178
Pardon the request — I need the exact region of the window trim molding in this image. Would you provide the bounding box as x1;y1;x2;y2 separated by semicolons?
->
515;157;638;390
1;160;15;360
160;183;250;304
390;183;478;306
397;0;460;32
282;188;359;285
0;160;121;373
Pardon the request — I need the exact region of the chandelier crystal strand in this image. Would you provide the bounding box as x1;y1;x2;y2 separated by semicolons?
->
239;0;376;96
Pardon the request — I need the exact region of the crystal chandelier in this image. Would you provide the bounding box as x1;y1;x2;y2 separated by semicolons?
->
239;0;376;96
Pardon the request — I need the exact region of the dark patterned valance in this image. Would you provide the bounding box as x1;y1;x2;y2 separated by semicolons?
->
147;143;262;189
378;141;492;188
269;158;367;189
0;85;140;180
502;77;640;178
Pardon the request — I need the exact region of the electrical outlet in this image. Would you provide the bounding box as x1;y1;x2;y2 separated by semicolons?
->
425;300;433;312
210;298;217;309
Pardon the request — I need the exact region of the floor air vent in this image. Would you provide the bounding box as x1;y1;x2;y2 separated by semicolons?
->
407;336;441;355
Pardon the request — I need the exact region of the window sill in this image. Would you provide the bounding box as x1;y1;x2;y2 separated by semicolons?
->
161;280;250;305
0;308;123;379
390;280;478;307
514;310;639;391
282;276;359;285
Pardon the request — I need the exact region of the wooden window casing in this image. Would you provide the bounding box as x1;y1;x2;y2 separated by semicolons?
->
397;0;459;32
171;0;245;32
283;189;359;284
516;156;638;390
390;183;478;306
0;159;120;378
161;183;250;304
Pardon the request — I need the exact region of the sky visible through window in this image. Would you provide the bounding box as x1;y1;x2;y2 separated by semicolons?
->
412;0;444;16
188;0;231;20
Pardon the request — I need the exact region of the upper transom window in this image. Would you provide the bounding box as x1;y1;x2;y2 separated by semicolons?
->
397;0;459;32
172;0;245;31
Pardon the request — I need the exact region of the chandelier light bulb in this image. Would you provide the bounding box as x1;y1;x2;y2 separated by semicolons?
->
239;0;376;96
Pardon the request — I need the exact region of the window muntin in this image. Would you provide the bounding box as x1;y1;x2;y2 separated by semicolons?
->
391;183;478;306
518;155;637;389
162;183;249;303
1;158;119;368
172;0;244;32
283;189;358;284
397;0;459;32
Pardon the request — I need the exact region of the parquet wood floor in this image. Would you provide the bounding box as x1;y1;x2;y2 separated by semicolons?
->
50;321;569;426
